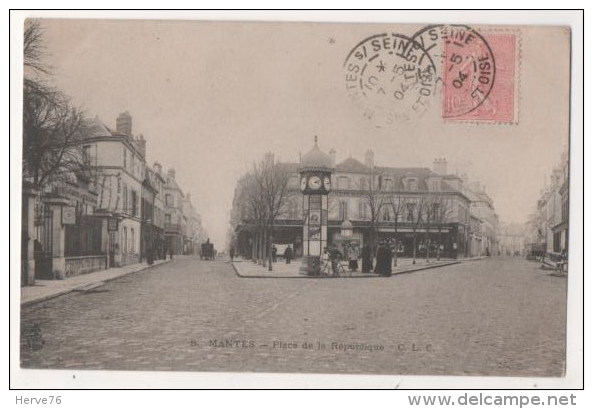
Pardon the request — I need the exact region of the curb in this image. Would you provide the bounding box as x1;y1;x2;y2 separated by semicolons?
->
21;259;173;307
232;260;461;279
391;261;460;275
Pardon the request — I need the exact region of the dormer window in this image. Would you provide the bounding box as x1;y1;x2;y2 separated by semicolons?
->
428;178;441;192
337;176;351;190
407;178;418;191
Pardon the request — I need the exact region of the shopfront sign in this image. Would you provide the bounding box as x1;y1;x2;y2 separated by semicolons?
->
62;206;76;224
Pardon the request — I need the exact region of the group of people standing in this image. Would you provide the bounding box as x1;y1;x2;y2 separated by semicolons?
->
271;244;293;264
360;241;393;276
322;241;393;277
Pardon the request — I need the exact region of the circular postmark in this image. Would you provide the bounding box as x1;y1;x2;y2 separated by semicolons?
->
411;24;497;118
343;33;438;126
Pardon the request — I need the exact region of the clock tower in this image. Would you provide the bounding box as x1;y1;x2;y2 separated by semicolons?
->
299;136;334;276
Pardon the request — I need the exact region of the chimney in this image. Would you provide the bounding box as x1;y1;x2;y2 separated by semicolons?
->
433;158;448;175
153;161;162;175
329;148;336;167
116;111;132;136
364;149;374;168
136;133;146;158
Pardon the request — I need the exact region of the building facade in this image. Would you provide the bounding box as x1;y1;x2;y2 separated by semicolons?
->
463;181;499;257
525;149;569;259
21;110;206;285
231;150;495;261
81;113;146;268
163;168;185;255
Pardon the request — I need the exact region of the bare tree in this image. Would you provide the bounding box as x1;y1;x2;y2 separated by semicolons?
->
408;195;427;265
428;194;456;260
252;154;290;271
422;196;435;263
238;172;266;264
383;193;407;267
22;19;87;189
360;169;386;255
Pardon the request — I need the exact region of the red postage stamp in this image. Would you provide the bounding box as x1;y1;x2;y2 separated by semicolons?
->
442;30;518;123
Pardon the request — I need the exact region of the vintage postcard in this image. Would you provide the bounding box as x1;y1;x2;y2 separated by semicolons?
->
13;14;579;389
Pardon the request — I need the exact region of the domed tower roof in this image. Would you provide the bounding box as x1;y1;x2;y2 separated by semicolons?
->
300;136;333;171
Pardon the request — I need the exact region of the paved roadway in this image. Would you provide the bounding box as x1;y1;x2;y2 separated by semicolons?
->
20;257;566;377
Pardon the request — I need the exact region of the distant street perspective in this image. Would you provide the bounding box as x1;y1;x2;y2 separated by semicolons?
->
21;256;566;376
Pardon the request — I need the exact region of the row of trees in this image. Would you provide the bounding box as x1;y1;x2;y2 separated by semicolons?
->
360;171;456;265
23;19;87;190
231;159;462;268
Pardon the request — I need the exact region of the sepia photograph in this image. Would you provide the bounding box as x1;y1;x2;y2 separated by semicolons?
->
11;10;583;390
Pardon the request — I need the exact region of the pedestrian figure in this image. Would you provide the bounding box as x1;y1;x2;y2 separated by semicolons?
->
272;244;277;263
361;244;372;273
284;245;293;264
329;246;343;275
169;245;174;260
374;241;384;275
348;244;359;272
374;240;392;277
229;246;235;262
321;247;331;273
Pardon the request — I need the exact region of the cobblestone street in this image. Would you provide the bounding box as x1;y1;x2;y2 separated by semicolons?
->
20;257;566;377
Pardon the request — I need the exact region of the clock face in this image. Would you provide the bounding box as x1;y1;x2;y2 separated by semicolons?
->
323;176;331;191
300;176;307;192
308;175;322;190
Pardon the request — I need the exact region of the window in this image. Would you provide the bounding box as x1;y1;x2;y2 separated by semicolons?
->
431;203;440;221
123;185;128;213
123;227;127;254
123;148;127;168
406;203;416;222
165;213;171;225
429;179;441;191
408;179;418;191
131;228;135;254
131;191;137;216
166;194;172;207
288;201;299;219
383;178;393;191
338;176;350;190
382;206;392;221
358;201;367;219
339;201;349;220
82;145;91;165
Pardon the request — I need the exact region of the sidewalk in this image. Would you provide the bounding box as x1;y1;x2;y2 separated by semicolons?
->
232;257;464;278
21;258;173;306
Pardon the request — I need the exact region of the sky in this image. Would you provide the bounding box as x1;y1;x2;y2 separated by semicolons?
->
37;19;570;246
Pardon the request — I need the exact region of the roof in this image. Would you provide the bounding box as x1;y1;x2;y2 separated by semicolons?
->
375;166;439;191
301;142;333;170
335;157;369;173
81;116;113;138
